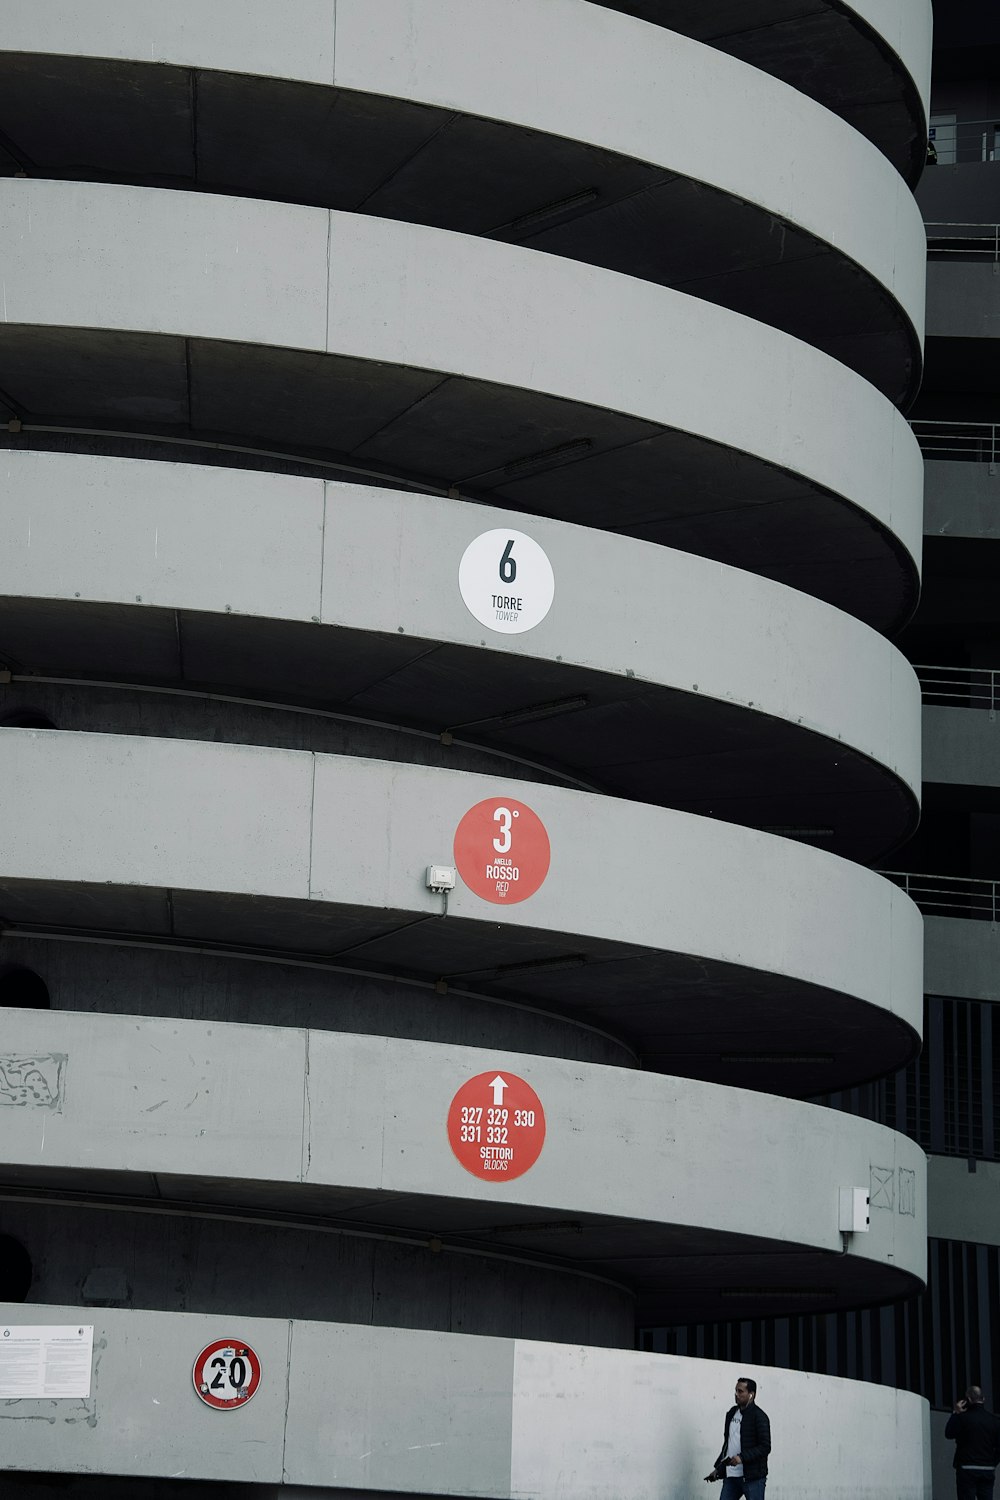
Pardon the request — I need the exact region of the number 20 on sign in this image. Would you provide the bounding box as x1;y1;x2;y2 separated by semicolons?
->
448;1071;546;1181
193;1339;262;1410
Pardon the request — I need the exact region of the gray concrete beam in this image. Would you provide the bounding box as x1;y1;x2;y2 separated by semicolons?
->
927;1157;1000;1245
0;1302;932;1498
0;179;924;627
594;2;931;180
0;932;639;1066
0;451;923;817
924;461;1000;540
926;261;1000;341
0;0;930;344
332;0;926;344
925;916;1000;1003
0;1007;928;1295
0;0;935;124
0;1196;635;1347
923;706;1000;789
0;731;925;1082
917;160;1000;228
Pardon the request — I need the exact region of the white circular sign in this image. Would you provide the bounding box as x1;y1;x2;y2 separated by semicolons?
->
459;529;554;635
193;1339;262;1409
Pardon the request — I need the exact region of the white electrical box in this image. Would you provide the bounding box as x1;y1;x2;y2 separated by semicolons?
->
426;865;457;893
839;1186;870;1233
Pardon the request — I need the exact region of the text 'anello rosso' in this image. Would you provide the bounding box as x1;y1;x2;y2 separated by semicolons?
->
453;796;550;903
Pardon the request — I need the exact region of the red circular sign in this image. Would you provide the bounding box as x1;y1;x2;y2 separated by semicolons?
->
447;1071;546;1181
454;797;550;904
193;1339;262;1409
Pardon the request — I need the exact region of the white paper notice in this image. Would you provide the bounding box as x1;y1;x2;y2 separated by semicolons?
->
0;1325;94;1398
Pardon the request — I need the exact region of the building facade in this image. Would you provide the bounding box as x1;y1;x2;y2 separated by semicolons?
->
0;3;933;1496
646;7;1000;1498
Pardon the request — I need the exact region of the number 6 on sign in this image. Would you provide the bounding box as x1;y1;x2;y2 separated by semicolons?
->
458;527;555;634
499;538;517;584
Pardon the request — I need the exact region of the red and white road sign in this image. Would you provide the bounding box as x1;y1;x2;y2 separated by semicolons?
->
193;1339;262;1409
453;797;550;904
447;1071;546;1181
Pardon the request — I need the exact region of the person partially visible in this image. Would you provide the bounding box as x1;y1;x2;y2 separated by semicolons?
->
945;1385;1000;1500
703;1376;771;1500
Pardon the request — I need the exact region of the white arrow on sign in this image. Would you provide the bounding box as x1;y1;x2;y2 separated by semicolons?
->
489;1075;508;1106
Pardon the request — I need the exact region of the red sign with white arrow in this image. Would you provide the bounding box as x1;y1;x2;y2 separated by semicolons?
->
447;1070;546;1181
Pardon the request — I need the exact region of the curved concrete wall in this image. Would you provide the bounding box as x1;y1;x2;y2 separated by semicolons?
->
11;1222;630;1366
0;0;935;135
0;933;639;1066
830;0;933;111
0;1007;928;1284
0;1194;636;1347
0;0;924;335
333;0;926;339
0;1;931;408
594;2;933;134
0;1302;932;1499
0;0;931;1483
0;730;924;1040
0;450;923;802
0;179;925;584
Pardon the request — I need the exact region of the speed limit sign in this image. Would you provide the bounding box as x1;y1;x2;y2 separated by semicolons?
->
192;1339;261;1409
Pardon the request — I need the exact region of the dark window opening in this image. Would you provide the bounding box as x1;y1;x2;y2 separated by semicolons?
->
0;967;51;1009
817;996;1000;1164
0;1234;32;1302
0;711;56;730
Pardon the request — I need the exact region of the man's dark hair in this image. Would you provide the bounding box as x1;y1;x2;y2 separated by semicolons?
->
737;1378;757;1397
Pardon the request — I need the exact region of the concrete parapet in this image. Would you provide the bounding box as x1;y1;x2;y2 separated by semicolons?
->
0;1302;932;1498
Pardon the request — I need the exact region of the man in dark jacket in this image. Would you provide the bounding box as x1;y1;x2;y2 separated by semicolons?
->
945;1386;1000;1500
703;1377;771;1499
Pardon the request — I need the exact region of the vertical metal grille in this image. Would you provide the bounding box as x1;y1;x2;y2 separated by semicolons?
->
641;1240;1000;1410
818;997;1000;1161
640;996;1000;1407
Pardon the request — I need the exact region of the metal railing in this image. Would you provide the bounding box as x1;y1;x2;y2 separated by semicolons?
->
915;664;1000;710
925;221;1000;260
928;118;1000;163
909;418;1000;466
880;871;1000;922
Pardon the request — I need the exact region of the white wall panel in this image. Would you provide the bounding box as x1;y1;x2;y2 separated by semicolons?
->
0;450;922;799
0;451;325;618
0;731;314;896
334;0;927;339
0;1006;928;1278
0;1303;931;1498
0;181;925;581
853;0;933;110
0;0;930;347
0;731;924;1039
0;0;339;82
